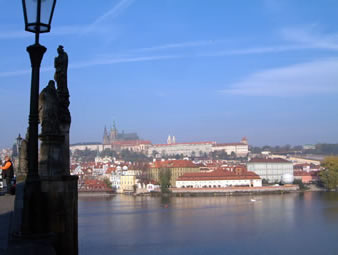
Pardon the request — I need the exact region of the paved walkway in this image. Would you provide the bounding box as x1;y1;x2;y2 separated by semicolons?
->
0;194;15;255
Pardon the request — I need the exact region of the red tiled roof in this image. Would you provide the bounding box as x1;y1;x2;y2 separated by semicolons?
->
152;141;215;147
294;163;320;169
84;179;106;185
249;158;291;163
152;160;199;168
112;140;151;146
177;170;260;181
105;167;116;174
294;171;319;177
213;143;246;147
70;164;78;171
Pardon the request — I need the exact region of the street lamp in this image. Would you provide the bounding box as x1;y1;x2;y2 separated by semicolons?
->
16;133;23;155
21;0;56;179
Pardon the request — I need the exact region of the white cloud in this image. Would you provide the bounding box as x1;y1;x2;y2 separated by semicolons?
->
0;69;30;77
200;45;314;57
0;31;29;40
70;55;180;69
0;55;179;77
134;39;228;52
281;26;338;50
83;0;134;34
221;58;338;96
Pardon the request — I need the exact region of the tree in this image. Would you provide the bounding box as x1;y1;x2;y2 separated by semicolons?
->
136;162;151;186
103;177;112;189
133;184;137;193
72;148;97;162
293;179;306;190
159;167;171;193
100;148;118;158
191;151;196;159
119;149;150;162
152;150;158;158
319;156;338;190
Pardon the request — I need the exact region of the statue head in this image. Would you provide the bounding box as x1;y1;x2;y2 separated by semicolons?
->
47;80;56;90
57;45;64;55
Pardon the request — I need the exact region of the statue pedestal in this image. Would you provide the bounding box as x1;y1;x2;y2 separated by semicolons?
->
20;175;78;255
59;123;70;175
40;175;78;255
39;134;65;177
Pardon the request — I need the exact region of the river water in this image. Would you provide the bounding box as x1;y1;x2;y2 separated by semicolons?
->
79;192;338;255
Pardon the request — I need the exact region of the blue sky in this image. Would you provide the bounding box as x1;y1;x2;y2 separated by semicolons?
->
0;0;338;148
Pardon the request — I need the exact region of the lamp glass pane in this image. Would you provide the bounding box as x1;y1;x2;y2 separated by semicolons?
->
25;0;38;26
40;0;55;30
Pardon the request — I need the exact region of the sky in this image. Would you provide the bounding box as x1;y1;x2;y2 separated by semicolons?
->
0;0;338;148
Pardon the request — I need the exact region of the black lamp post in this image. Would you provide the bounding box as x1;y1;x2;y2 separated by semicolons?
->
22;0;56;179
16;133;23;155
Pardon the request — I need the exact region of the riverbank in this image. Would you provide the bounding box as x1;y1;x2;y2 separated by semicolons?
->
131;185;301;197
78;191;115;197
169;185;299;196
77;184;327;198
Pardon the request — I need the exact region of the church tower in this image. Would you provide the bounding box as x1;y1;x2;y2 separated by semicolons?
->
110;121;118;142
167;135;172;144
241;137;248;145
103;126;110;144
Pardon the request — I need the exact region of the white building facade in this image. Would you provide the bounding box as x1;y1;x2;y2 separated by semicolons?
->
148;142;215;157
176;178;262;188
211;137;249;157
247;158;293;183
176;170;262;188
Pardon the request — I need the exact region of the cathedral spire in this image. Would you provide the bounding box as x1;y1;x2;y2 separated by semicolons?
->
103;126;110;144
167;135;172;144
110;121;118;141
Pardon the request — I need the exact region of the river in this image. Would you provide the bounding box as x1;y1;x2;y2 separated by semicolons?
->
79;192;338;255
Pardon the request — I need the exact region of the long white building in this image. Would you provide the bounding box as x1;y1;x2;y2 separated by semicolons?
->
212;137;249;157
176;170;262;188
148;141;215;157
148;137;249;157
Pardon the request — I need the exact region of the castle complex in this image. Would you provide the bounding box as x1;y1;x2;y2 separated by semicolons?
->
103;121;139;144
70;123;249;157
102;122;151;152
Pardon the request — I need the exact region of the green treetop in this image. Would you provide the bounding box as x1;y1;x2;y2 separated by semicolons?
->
320;156;338;190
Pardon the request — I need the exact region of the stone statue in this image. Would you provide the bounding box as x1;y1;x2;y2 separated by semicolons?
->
55;45;71;175
54;45;68;92
54;45;71;125
39;80;60;135
38;46;71;177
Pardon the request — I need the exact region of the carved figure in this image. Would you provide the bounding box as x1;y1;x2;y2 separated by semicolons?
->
54;45;68;93
54;45;71;125
39;80;60;135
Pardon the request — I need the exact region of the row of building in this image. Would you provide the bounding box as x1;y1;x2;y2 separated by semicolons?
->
70;155;322;193
70;136;249;158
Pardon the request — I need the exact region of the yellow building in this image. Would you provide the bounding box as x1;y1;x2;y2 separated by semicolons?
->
120;175;136;192
150;160;200;187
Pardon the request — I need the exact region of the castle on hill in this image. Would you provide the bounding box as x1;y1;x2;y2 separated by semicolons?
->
102;122;151;152
103;121;139;145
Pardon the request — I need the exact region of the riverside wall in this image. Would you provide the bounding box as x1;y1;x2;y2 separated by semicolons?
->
169;185;299;195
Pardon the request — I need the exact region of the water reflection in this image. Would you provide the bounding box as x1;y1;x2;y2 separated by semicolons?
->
79;192;338;255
